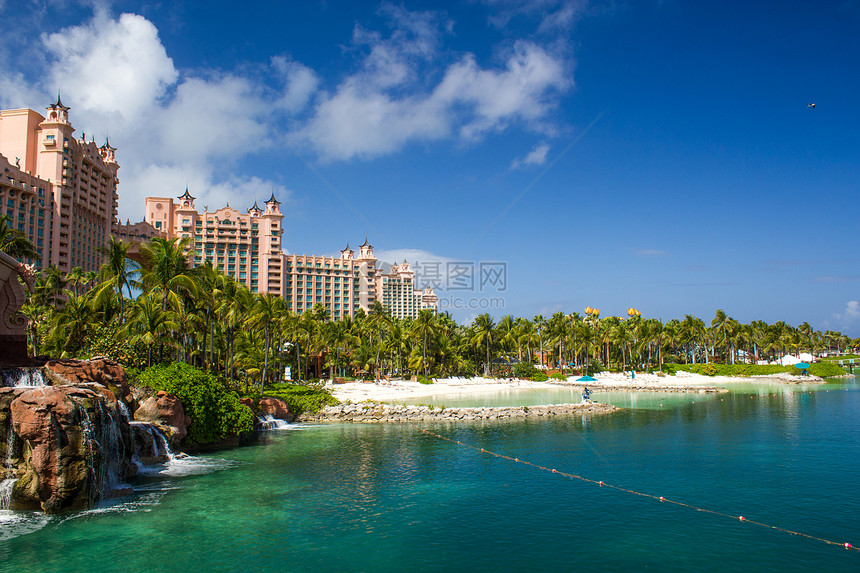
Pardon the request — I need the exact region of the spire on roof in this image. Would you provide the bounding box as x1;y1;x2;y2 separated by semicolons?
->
265;192;280;205
178;186;194;201
360;236;372;248
48;92;69;112
250;200;261;212
101;136;116;152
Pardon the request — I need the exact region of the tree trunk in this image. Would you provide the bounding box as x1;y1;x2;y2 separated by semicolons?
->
260;329;270;395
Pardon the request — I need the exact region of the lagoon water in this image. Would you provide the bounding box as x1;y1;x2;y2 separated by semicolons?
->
2;378;859;572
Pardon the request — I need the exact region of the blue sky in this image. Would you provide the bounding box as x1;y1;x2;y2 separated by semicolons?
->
2;0;859;334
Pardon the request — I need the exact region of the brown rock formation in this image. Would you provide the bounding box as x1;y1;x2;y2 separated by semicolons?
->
133;391;191;445
2;384;133;513
44;358;136;412
259;397;294;422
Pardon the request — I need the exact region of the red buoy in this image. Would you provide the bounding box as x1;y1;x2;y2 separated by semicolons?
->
660;497;665;502
739;516;746;522
846;543;852;550
599;481;604;486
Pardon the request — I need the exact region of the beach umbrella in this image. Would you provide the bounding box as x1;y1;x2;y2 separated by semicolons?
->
576;375;597;382
795;363;811;370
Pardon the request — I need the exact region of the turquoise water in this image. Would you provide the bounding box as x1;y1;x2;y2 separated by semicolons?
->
2;379;859;572
399;385;715;409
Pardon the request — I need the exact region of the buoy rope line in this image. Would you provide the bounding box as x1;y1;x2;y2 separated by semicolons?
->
420;429;856;553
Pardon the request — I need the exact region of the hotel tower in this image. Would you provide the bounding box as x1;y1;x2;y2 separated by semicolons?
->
0;98;119;272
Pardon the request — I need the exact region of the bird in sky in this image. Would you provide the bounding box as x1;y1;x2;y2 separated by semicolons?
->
808;103;816;109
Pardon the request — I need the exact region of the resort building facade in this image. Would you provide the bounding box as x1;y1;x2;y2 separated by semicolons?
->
377;260;439;319
141;190;437;319
143;191;284;295
0;99;120;272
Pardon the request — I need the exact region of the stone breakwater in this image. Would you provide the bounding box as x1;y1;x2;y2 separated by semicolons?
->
551;382;729;394
299;402;617;423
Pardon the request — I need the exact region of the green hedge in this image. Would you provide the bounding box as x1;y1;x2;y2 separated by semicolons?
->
258;383;338;415
663;362;846;378
137;363;254;444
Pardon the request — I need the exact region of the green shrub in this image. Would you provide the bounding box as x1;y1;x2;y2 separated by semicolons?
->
549;372;568;381
529;371;548;382
137;363;254;445
701;363;719;376
663;362;846;378
258;383;338;415
513;362;539;379
808;362;845;377
417;375;434;385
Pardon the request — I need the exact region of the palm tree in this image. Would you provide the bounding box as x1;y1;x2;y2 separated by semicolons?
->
93;235;140;323
139;237;199;312
125;292;179;367
366;300;391;379
471;313;496;376
710;309;730;363
681;314;706;364
547;312;569;373
0;215;40;261
497;315;516;357
533;314;546;369
44;290;95;357
517;319;538;364
65;267;85;297
248;293;284;393
412;309;439;379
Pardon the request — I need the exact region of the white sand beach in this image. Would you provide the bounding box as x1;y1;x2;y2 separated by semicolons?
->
325;371;777;403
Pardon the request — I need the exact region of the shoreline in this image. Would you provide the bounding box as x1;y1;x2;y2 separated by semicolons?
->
324;371;823;405
308;371;834;422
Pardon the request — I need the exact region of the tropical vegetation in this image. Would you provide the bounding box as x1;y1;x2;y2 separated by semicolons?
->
4;236;858;394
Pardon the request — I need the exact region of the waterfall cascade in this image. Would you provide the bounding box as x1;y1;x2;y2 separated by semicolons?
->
1;367;48;388
256;413;290;430
77;400;132;504
0;478;17;510
130;422;175;466
2;424;16;510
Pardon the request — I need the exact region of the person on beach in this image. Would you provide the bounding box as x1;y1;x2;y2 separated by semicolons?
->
582;387;591;403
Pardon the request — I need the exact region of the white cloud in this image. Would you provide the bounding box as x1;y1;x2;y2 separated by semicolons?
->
432;41;570;139
486;0;587;32
151;75;268;164
0;71;47;110
272;56;319;112
3;5;574;218
511;142;550;168
43;11;177;128
374;248;453;265
27;10;294;220
832;300;860;330
303;37;570;160
119;163;291;220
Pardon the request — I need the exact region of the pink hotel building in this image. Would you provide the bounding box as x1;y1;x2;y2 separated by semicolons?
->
144;191;437;320
0;98;120;273
0;99;436;319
